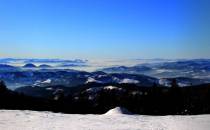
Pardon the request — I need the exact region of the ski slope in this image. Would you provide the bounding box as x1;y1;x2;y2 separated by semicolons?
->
0;108;210;130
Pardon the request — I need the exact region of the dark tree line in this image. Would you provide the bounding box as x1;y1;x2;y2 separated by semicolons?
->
0;80;210;115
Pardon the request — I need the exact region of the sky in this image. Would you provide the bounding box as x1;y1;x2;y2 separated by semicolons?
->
0;0;210;60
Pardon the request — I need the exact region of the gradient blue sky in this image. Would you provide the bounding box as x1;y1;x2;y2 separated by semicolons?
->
0;0;209;60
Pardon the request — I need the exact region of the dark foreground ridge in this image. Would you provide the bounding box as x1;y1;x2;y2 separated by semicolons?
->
1;80;210;115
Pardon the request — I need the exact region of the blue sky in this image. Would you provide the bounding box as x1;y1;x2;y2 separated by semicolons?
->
0;0;209;60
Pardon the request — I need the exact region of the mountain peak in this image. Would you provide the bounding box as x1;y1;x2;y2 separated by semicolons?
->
23;63;37;68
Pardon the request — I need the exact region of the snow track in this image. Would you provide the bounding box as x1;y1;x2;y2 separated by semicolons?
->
0;110;210;130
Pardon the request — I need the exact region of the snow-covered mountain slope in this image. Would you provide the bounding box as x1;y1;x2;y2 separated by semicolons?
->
86;73;158;86
0;110;209;130
0;69;159;89
158;77;207;87
0;70;90;89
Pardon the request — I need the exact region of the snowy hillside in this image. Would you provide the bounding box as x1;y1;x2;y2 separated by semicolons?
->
0;109;210;130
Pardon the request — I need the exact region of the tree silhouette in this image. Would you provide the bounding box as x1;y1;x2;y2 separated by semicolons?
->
0;80;7;92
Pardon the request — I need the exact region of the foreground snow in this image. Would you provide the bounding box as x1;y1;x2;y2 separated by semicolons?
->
0;109;210;130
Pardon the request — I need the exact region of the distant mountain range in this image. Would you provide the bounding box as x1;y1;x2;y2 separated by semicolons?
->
0;64;20;72
101;59;210;80
0;59;210;90
0;69;159;89
0;58;88;64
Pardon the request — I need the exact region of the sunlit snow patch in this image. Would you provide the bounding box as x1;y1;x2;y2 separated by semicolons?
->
85;77;102;84
104;107;133;115
119;78;140;84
